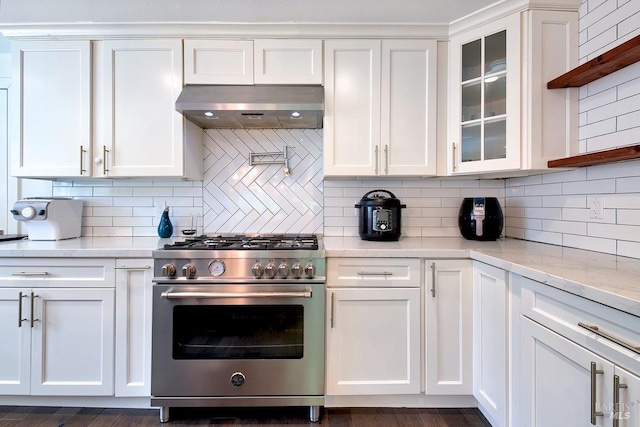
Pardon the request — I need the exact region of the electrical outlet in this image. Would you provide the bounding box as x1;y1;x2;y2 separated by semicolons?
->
589;196;604;220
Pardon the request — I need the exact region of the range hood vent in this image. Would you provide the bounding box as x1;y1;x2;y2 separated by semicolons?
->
175;85;324;129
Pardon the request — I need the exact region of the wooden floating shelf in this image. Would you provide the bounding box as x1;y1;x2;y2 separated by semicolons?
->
547;34;640;88
548;144;640;168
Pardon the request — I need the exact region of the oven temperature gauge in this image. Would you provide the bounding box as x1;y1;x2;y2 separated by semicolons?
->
208;259;226;276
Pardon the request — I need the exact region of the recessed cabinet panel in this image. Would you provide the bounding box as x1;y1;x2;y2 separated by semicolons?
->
0;288;31;394
99;39;191;178
184;40;254;85
11;41;92;177
254;39;323;84
326;287;421;395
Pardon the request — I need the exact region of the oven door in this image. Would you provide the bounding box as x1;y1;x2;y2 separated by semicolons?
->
151;283;325;398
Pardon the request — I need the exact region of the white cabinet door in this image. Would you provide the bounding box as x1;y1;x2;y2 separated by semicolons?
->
254;39;323;84
97;39;197;178
115;260;153;397
382;40;437;176
473;261;508;427
449;13;521;174
425;260;472;395
30;287;115;396
614;366;640;427
326;287;421;395
184;40;253;85
323;40;381;176
0;288;31;395
519;317;614;427
11;41;92;178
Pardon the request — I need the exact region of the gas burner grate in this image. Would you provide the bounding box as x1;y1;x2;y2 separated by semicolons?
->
162;234;319;250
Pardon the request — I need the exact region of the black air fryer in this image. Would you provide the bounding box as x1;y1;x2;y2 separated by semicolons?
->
458;197;503;241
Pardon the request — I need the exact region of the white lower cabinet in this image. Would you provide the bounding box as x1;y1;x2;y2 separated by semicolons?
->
0;287;115;395
473;261;509;427
325;257;421;396
515;273;640;427
0;258;115;396
519;317;615;427
425;259;472;395
114;259;153;397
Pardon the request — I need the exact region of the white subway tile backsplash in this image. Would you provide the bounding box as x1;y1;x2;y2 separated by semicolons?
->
562;179;616;194
542;219;587;235
617;210;640;225
617;176;640;193
618;240;640;258
524;183;563;196
541;168;587;184
524;229;563;246
589;222;640;241
525;207;562;220
543;195;587;208
563;234;618;254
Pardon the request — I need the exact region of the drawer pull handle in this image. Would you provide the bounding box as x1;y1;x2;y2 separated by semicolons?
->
18;292;28;327
430;262;436;298
357;271;393;276
330;292;335;329
613;374;628;427
590;361;604;425
115;265;151;270
579;322;640;355
30;292;39;328
11;272;49;276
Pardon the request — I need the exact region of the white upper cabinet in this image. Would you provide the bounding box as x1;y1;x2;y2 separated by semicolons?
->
184;39;323;85
254;39;323;84
447;9;577;175
184;40;254;85
11;41;92;178
449;14;521;174
324;39;437;177
96;39;202;179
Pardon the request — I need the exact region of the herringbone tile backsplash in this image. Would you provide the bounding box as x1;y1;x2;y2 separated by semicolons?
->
202;129;324;234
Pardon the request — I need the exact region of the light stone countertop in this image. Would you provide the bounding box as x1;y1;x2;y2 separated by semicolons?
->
1;235;640;318
323;236;640;318
0;236;172;258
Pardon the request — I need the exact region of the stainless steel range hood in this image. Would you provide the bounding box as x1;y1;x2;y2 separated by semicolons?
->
175;85;324;129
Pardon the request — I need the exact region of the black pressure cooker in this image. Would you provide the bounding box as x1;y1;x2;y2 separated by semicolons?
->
355;189;406;241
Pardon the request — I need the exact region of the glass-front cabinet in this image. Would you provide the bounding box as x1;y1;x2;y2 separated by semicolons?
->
449;14;521;174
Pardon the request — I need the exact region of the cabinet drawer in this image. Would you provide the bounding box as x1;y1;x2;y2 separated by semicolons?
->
515;274;640;374
0;258;115;287
327;258;421;287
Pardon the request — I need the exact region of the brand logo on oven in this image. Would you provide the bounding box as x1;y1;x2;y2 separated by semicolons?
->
230;372;246;387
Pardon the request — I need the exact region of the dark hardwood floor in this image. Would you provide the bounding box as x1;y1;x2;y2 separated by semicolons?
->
0;406;492;427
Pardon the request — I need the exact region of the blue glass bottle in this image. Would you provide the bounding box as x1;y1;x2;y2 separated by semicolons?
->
157;207;173;238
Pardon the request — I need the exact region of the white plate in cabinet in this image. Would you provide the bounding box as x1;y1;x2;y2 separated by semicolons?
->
254;39;323;84
327;258;421;287
184;40;254;85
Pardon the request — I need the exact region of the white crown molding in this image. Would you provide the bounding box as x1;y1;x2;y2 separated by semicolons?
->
0;22;450;40
0;0;581;41
449;0;580;36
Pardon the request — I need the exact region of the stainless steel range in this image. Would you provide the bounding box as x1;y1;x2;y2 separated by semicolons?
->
151;234;325;423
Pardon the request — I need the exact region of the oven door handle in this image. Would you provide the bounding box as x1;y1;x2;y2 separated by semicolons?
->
160;290;313;299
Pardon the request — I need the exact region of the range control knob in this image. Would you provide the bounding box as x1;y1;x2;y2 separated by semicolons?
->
182;263;197;279
161;263;177;277
264;262;277;279
278;262;290;278
251;262;264;278
290;263;303;279
304;263;316;279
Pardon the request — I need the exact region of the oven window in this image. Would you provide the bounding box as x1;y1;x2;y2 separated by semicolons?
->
172;305;304;359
